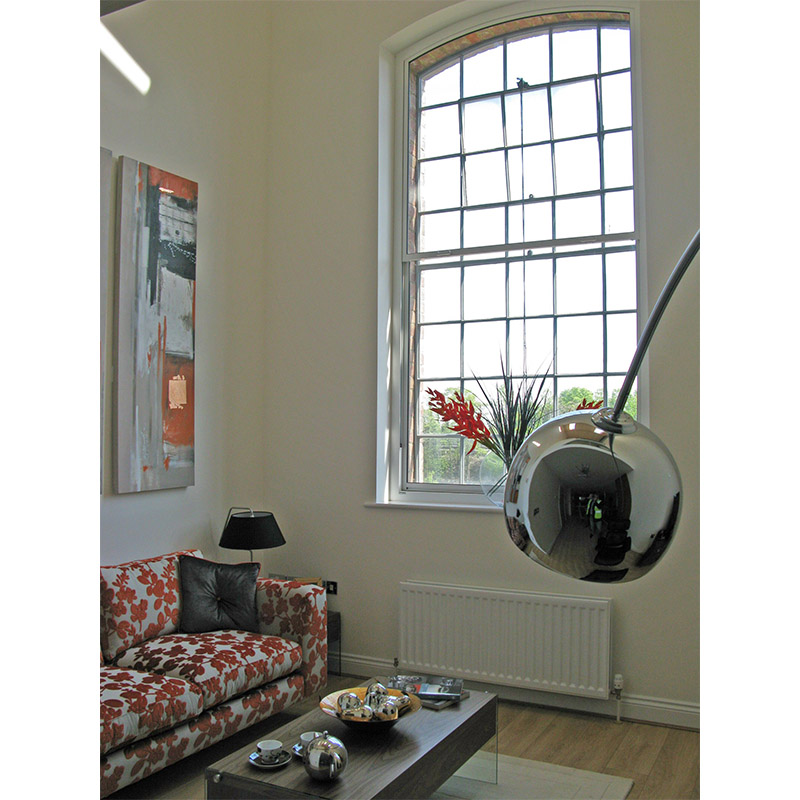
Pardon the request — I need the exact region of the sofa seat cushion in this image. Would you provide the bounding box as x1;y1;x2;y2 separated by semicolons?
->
115;630;303;707
100;666;204;756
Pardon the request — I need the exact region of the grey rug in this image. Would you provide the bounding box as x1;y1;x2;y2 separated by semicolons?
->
433;751;633;800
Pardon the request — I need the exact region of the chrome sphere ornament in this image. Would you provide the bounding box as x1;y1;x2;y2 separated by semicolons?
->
364;681;389;709
336;691;362;713
504;409;681;583
303;731;348;781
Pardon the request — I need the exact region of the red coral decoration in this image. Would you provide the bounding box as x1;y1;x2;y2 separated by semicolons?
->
426;388;493;454
576;397;603;410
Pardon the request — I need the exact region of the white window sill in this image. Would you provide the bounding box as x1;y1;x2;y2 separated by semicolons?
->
364;501;502;513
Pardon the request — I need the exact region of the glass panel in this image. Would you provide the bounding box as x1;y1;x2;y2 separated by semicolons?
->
506;89;551;145
463;207;505;249
552;28;598;81
554;137;600;194
420;61;461;107
419;380;463;433
556;375;604;413
510;317;553;375
463;97;504;152
604;190;634;234
419;210;461;252
603;130;633;188
606;251;637;310
464;320;507;377
419;323;461;378
607;311;637;372
508;144;554;201
464;263;506;320
419;105;460;158
419;267;461;323
601;72;632;130
556;314;603;373
555;254;603;314
465;151;507;206
464;377;500;408
463;42;504;97
506;32;549;89
419;157;461;212
419;437;461;484
601;27;630;74
509;259;553;316
551;79;598;138
555;195;601;238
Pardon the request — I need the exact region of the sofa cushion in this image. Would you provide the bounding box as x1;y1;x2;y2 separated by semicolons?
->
114;630;303;707
100;666;204;756
101;549;203;662
179;555;259;633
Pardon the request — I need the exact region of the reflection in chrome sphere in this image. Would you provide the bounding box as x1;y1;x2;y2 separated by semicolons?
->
503;409;681;583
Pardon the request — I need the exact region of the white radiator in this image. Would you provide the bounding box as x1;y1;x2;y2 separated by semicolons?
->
399;581;611;700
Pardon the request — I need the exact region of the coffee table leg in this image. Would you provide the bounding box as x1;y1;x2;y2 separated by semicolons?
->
450;702;499;785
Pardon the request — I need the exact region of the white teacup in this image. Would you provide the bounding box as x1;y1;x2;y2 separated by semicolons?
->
256;739;283;762
298;730;322;756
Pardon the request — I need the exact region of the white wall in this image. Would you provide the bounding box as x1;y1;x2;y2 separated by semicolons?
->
101;0;699;725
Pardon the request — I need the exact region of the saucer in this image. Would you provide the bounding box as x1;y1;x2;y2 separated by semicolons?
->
248;750;291;770
291;743;304;759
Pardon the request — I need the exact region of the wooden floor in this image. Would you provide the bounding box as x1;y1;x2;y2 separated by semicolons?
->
109;674;699;800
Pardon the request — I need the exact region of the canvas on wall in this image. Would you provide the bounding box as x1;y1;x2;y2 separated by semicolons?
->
115;155;197;492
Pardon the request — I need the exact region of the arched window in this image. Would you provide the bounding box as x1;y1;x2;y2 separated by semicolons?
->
381;8;642;505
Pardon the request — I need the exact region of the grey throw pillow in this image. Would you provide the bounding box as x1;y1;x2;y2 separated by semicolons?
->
178;555;260;633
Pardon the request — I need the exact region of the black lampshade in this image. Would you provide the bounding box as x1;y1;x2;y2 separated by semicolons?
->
219;510;286;553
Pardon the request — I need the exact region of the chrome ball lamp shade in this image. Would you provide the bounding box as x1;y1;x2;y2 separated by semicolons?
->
504;232;699;583
219;508;285;561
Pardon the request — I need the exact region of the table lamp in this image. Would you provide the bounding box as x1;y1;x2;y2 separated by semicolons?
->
504;231;700;583
219;507;286;562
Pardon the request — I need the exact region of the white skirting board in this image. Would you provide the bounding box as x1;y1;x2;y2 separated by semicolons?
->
334;652;699;730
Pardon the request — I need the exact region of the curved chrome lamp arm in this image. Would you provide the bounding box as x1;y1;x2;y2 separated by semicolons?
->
594;231;700;432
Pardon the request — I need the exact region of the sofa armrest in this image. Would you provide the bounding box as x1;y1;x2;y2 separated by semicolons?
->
255;578;327;698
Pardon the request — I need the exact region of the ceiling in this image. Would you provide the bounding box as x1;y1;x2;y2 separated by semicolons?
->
101;1;146;16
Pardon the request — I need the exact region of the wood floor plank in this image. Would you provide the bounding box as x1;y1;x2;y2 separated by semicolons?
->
607;722;670;775
636;727;700;799
496;701;560;758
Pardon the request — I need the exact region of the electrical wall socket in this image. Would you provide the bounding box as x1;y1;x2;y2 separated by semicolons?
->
325;580;338;595
613;673;624;690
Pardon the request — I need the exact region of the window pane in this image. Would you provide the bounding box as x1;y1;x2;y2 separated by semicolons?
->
506;32;549;89
464;320;507;377
509;200;553;243
419;105;460;158
554;137;600;194
421;61;461;107
510;317;553;375
555;195;601;238
465;151;507;206
603;130;633;188
419;323;460;378
508;144;553;200
419;210;460;252
420;437;461;483
551;80;597;138
419;380;461;433
463;97;504;152
557;375;604;413
419;267;460;322
464;263;506;319
419;157;461;212
606;251;637;310
552;28;598;81
464;207;504;248
604;190;634;234
463;42;504;97
602;72;632;129
506;89;551;145
555;254;603;314
601;27;630;73
607;312;637;372
509;259;553;316
608;374;638;417
557;315;603;373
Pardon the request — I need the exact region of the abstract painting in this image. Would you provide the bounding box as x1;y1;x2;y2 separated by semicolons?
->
115;156;197;492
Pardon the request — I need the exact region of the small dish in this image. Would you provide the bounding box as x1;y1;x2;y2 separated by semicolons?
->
248;750;291;770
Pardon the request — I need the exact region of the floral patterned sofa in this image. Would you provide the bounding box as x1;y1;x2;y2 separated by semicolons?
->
100;549;327;797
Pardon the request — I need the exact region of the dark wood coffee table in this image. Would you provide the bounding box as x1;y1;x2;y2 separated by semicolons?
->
205;680;497;799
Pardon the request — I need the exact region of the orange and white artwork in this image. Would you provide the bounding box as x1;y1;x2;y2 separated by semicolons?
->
115;156;196;492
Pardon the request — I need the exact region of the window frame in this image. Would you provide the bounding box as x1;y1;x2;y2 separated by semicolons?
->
376;2;649;510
